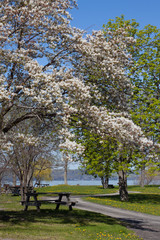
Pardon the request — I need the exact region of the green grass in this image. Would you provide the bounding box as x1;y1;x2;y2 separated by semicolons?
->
36;184;117;195
85;185;160;216
0;194;142;240
35;184;160;195
36;184;160;215
128;185;160;194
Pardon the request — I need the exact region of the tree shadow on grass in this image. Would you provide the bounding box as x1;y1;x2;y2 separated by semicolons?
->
96;193;160;204
0;208;119;227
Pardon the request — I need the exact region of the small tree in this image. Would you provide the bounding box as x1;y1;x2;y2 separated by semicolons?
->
10;134;54;200
34;158;53;186
138;161;160;186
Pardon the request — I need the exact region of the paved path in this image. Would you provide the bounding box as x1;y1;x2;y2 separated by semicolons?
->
73;195;160;240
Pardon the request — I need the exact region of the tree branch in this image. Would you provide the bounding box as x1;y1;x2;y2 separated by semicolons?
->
3;111;57;133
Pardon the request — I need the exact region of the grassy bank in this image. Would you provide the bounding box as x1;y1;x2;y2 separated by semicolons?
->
85;185;160;216
0;194;142;240
36;184;117;195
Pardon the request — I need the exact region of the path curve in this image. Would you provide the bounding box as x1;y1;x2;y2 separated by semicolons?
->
72;193;160;240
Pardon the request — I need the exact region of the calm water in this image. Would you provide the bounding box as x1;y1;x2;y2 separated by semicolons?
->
3;179;160;186
40;179;136;186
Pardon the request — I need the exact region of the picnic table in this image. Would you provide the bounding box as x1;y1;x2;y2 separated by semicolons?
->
10;186;34;196
35;183;49;188
10;186;21;195
21;191;77;212
3;184;21;195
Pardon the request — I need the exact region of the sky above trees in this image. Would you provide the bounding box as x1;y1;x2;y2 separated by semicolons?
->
70;0;160;32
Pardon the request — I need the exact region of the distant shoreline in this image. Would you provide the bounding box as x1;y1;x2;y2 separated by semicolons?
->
40;179;136;186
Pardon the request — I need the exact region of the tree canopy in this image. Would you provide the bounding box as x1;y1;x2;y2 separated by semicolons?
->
1;3;159;198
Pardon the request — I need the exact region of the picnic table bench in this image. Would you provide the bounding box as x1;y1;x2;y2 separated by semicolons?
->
21;191;77;212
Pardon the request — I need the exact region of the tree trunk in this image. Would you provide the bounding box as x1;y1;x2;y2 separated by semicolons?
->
27;168;33;187
0;179;2;194
118;170;128;201
64;159;68;185
140;163;145;187
101;176;109;189
12;172;17;187
20;176;25;201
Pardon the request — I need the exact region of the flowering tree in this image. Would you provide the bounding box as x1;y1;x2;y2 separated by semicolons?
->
9;129;53;200
0;0;81;149
0;1;159;201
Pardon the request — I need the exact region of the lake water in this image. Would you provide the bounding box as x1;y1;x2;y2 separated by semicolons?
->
3;178;160;186
40;179;136;186
1;179;136;186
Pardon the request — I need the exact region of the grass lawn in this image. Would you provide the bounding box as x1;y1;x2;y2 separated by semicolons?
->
0;193;142;240
36;184;117;195
36;184;160;216
85;185;160;216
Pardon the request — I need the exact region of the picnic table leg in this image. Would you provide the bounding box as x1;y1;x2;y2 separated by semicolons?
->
66;194;72;211
69;204;72;211
34;195;40;212
55;195;62;210
24;195;30;211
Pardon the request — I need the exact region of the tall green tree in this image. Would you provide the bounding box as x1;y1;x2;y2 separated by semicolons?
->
103;15;160;143
78;16;160;200
103;15;160;190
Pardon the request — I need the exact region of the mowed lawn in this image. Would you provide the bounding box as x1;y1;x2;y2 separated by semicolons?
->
85;185;160;216
0;186;143;240
35;184;160;216
36;184;117;195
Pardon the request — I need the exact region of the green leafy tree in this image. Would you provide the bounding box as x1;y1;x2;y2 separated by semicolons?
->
34;158;53;186
78;16;160;200
103;15;160;192
79;130;118;188
103;15;160;142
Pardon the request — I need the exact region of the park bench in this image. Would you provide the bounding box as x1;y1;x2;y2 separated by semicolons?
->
21;191;77;212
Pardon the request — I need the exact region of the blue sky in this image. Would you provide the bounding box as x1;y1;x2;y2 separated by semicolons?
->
70;0;160;33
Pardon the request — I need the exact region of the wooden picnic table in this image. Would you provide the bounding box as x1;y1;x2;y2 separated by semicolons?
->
21;191;77;212
35;183;49;188
10;186;34;196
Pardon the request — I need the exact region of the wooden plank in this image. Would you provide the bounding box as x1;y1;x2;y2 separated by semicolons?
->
23;202;41;207
37;192;71;195
21;200;77;205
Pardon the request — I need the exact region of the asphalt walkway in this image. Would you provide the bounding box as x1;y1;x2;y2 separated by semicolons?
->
73;195;160;240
